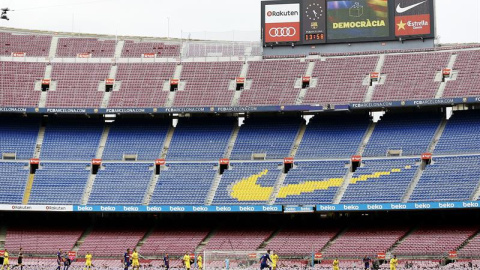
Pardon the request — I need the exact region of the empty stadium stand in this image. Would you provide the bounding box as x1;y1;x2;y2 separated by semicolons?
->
1;220;480;260
393;226;477;256
0;162;29;204
434;110;480;154
230;116;302;160
121;40;180;58
265;227;339;255
275;161;349;205
458;232;480;258
2;29;480;109
166;117;235;161
443;50;480;98
185;43;253;57
363;112;442;157
0;116;39;159
341;158;418;203
200;228;273;251
110;63;176;108
0;32;51;57
47;63;111;108
212;162;282;204
372;52;451;101
77;227;146;256
323;226;409;258
238;60;308;105
56;38;116;58
1;40;480;108
29;163;90;205
102;118;170;161
88;163;152;204
295;114;370;159
303;56;378;105
409;156;480;202
5;227;83;254
0;61;45;107
140;228;209;255
40;118;103;160
150;163;217;205
173;61;243;106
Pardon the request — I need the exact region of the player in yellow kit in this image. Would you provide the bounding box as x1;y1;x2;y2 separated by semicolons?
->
183;252;191;270
332;258;339;270
390;255;398;270
132;249;140;270
197;254;203;270
1;249;9;270
271;251;278;270
84;252;92;270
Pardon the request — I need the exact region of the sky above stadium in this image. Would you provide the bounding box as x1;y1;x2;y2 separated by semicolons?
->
0;0;478;43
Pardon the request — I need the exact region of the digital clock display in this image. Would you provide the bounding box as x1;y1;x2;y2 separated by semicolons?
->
305;33;325;41
302;0;326;44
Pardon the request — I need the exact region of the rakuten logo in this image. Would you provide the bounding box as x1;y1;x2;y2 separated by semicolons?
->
265;3;300;25
267;10;299;17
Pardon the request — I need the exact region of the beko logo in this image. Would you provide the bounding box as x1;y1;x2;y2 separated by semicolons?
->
396;1;427;13
267;10;299;17
77;206;93;211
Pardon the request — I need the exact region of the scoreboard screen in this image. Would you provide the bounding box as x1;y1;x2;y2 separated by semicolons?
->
326;0;390;42
261;0;435;45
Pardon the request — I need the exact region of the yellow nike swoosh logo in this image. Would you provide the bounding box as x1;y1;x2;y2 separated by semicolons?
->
230;169;273;201
230;167;409;201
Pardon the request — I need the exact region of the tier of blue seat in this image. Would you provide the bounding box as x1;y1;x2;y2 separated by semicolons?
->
363;112;442;157
102;118;170;160
230;117;301;160
275;161;349;204
341;159;418;203
296;114;370;159
0;162;29;204
150;163;217;204
410;156;480;202
1;111;480;205
167;117;235;161
29;163;90;204
88;163;152;204
212;162;282;204
3;155;480;205
41;119;103;160
435;110;480;154
0;116;39;159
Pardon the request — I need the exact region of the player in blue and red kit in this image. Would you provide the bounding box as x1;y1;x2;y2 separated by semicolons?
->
363;256;371;270
163;253;169;270
124;249;131;270
55;249;62;270
259;250;272;270
63;252;71;270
